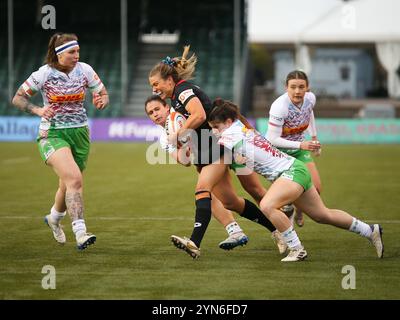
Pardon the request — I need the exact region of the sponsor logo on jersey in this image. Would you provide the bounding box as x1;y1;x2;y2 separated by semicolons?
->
178;89;194;104
270;115;283;122
252;135;284;158
282;123;309;136
48;92;85;103
281;169;294;181
31;76;40;86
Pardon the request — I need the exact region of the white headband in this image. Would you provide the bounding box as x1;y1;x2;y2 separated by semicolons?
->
55;41;79;55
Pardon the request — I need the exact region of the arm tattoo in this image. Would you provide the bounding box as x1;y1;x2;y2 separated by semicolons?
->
12;89;37;114
65;192;84;220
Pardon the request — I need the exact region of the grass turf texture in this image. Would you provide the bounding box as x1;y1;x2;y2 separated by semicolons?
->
0;143;399;299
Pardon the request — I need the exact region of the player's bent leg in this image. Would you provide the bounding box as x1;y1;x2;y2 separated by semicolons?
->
188;161;228;250
47;147;96;250
54;179;67;213
294;186;352;228
294;162;322;227
213;170;245;212
260;178;307;261
236;171;266;205
259;178;301;232
214;170;277;233
295;186;384;258
45;178;68;244
307;162;322;194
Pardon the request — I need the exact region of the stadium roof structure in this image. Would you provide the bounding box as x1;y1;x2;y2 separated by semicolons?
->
248;0;400;43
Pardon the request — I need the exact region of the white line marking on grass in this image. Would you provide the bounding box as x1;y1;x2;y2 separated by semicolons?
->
0;216;193;221
1;216;400;224
2;157;31;165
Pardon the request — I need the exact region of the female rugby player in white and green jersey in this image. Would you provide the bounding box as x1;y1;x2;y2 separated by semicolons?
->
12;33;109;250
209;99;384;262
144;95;287;254
266;70;322;227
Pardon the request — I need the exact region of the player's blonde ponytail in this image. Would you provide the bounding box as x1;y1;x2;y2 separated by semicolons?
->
174;45;197;81
149;45;197;82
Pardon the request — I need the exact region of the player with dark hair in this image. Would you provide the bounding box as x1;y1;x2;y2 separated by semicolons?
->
266;70;321;227
145;95;287;254
208;98;384;262
148;47;280;258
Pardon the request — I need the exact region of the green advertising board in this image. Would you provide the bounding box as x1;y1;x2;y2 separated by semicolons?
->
256;119;400;144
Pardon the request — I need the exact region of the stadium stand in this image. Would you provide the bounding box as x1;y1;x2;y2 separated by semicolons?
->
1;0;244;118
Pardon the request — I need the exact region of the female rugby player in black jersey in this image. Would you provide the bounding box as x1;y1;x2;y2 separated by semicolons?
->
148;46;283;258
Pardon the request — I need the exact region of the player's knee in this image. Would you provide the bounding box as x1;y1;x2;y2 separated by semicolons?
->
196;181;212;192
65;173;82;191
58;181;67;193
259;201;276;216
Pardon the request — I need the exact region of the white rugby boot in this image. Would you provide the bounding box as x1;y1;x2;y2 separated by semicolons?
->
219;232;249;250
369;224;384;258
44;214;66;244
281;246;308;262
76;233;96;250
271;230;288;254
171;235;200;259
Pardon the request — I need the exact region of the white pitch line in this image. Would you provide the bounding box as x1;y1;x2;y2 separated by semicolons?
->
0;216;193;221
2;157;31;165
0;216;399;224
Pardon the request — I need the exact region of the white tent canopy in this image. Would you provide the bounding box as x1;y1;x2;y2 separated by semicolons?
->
300;0;400;43
248;0;400;97
248;0;400;43
248;0;340;43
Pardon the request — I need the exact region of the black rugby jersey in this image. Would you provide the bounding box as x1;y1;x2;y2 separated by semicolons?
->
170;80;212;133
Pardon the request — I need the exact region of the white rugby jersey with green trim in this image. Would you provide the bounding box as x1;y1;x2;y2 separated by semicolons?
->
218;120;295;181
22;62;104;129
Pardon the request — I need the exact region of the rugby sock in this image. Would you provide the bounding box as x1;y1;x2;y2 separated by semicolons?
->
349;217;372;238
50;206;66;224
72;219;87;240
282;226;302;250
225;221;243;236
240;199;276;232
190;197;212;248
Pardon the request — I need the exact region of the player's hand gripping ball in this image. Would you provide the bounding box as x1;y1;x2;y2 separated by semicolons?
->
165;112;190;147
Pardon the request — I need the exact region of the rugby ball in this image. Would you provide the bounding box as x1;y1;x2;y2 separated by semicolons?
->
165;112;189;145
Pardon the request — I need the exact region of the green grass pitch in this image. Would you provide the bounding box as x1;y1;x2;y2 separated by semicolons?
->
0;142;399;299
